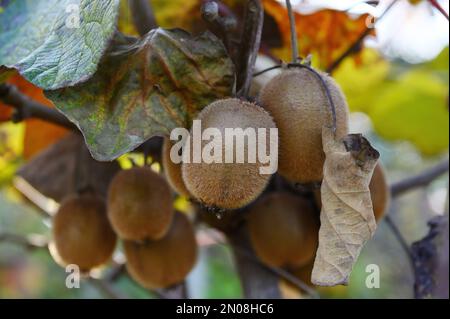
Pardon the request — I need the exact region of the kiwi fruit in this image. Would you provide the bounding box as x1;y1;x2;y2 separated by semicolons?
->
247;192;319;268
107;167;174;241
314;163;390;222
259;67;349;183
182;98;277;210
370;163;391;222
162;138;190;197
124;212;197;289
52;193;117;271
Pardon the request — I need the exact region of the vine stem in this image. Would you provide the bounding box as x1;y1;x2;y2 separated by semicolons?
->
326;0;400;73
391;159;449;197
0;83;75;129
128;0;158;36
285;0;299;63
236;0;264;98
429;0;449;21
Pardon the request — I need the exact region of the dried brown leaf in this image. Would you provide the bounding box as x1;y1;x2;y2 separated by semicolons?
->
311;127;379;286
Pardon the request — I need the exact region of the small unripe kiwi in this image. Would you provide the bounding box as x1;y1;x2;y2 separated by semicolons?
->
107;167;174;241
162;138;190;197
247;192;319;268
370;163;390;222
124;212;197;289
182;98;277;210
259;67;349;183
52;193;117;271
314;163;390;222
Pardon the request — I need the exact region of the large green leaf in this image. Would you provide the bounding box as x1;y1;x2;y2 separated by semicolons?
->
46;29;235;161
369;70;448;156
0;0;120;90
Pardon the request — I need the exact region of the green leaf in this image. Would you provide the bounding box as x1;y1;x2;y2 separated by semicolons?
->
0;0;120;90
370;70;449;155
46;29;235;161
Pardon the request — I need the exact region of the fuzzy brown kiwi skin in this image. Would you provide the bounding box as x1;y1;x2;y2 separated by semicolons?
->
52;193;117;271
247;192;319;269
369;163;391;222
162;138;190;197
107;167;174;241
123;212;197;290
314;163;391;222
259;67;349;183
182;98;277;210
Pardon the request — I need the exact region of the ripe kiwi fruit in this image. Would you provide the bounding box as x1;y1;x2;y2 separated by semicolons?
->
369;163;390;222
314;163;390;222
247;192;319;268
124;212;197;289
107;167;174;241
162;138;190;197
52;193;117;271
259;67;349;183
181;98;277;210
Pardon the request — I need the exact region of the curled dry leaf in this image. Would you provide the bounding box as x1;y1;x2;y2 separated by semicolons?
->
311;127;379;286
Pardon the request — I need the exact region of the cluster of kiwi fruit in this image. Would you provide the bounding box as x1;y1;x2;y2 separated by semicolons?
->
50;61;390;292
159;62;390;286
50;166;198;289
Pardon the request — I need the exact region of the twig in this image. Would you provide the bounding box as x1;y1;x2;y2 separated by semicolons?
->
326;0;399;73
0;233;48;250
236;0;264;98
285;0;298;63
0;232;132;299
385;215;414;266
201;1;237;52
0;84;75;130
227;225;282;299
128;0;158;36
391;159;449;197
429;0;449;21
208;227;319;298
88;277;128;299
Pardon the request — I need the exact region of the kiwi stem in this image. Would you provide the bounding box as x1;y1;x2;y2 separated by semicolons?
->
285;0;299;63
253;65;282;77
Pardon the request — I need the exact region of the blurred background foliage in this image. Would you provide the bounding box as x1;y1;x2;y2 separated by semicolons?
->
0;0;448;298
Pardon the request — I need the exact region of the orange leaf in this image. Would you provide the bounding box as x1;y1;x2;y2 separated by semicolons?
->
262;0;371;68
0;73;68;159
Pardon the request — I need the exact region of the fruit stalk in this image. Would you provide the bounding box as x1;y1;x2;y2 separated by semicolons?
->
285;0;298;63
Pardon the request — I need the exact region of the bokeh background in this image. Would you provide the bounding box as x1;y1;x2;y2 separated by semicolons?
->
0;0;448;298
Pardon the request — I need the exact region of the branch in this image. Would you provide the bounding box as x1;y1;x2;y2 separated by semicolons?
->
236;0;264;98
88;277;128;299
390;159;449;197
128;0;158;36
201;1;237;53
0;83;75;130
0;233;48;250
227;225;282;299
326;0;399;73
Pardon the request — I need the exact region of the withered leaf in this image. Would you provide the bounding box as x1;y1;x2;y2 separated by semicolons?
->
17;134;120;202
311;127;380;286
